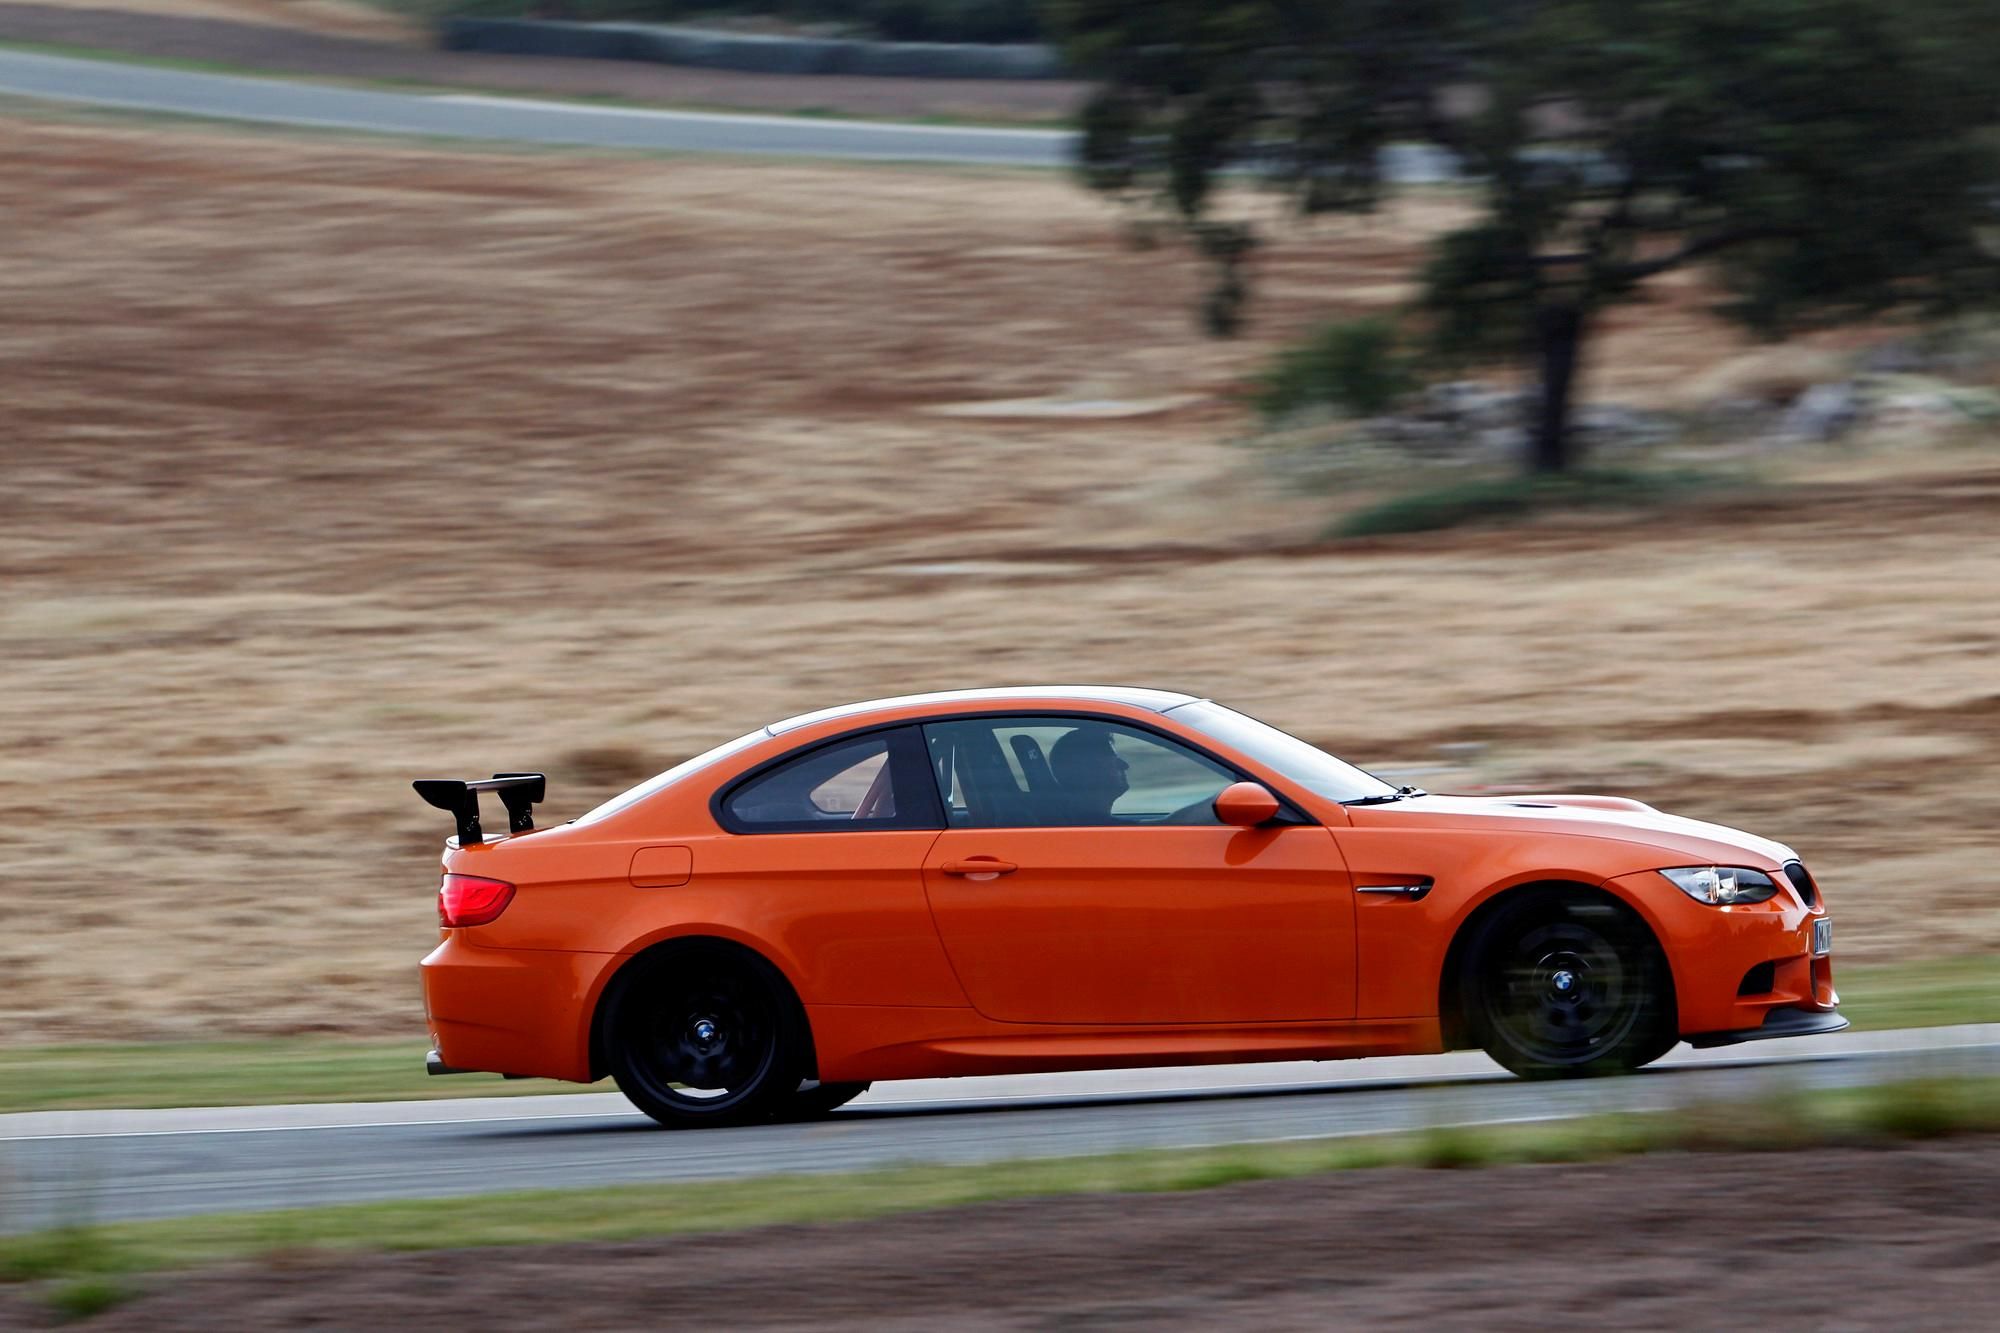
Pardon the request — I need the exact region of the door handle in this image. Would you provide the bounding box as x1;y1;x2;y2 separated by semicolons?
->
941;858;1018;878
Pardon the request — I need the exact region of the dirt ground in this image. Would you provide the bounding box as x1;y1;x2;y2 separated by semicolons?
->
2;1140;1995;1327
0;2;1087;121
1;108;1997;1044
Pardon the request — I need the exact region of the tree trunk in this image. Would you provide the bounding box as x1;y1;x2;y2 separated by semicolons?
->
1530;301;1585;474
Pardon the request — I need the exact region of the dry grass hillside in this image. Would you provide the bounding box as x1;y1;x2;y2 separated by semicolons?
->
2;111;1996;1043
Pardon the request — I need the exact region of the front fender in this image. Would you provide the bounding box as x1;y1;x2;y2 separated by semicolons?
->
1339;824;1670;1020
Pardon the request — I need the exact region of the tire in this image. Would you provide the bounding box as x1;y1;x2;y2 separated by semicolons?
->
1463;890;1674;1079
602;943;806;1129
777;1080;872;1121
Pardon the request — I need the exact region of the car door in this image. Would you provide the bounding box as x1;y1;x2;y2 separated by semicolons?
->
918;715;1357;1025
704;725;961;1007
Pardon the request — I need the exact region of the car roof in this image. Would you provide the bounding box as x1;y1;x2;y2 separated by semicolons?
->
764;686;1201;735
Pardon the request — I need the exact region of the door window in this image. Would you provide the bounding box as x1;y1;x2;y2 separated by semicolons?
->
923;717;1239;828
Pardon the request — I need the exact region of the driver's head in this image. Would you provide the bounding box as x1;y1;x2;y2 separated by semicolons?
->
1050;728;1129;815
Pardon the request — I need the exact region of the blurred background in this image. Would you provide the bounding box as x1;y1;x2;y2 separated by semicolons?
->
1;0;1996;1067
2;6;1998;1325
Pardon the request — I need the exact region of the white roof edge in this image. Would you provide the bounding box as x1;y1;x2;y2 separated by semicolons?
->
765;685;1200;735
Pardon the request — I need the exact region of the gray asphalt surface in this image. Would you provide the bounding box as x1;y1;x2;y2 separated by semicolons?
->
0;48;1458;177
3;1026;1992;1233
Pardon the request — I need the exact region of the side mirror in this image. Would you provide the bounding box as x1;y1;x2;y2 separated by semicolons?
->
1214;781;1281;828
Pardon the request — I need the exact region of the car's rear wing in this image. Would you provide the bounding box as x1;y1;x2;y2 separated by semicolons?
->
412;772;545;845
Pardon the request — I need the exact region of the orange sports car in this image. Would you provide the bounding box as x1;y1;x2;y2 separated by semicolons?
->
416;686;1843;1128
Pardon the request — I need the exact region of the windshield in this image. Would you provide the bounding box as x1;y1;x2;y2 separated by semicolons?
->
572;727;770;825
1165;701;1398;804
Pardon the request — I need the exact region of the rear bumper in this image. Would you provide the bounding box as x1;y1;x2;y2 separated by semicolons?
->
426;1047;473;1076
420;934;611;1083
1685;1005;1851;1048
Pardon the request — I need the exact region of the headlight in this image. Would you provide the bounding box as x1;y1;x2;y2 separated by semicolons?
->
1659;866;1779;905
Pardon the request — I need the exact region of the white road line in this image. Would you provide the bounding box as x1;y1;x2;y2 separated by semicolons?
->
0;1106;641;1143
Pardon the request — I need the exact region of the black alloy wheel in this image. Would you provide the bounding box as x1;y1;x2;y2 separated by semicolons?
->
604;945;804;1128
1466;893;1673;1079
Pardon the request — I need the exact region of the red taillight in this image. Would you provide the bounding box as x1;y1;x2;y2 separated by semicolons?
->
438;873;515;928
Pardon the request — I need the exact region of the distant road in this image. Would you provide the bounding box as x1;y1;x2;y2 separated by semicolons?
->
2;1024;1991;1232
0;48;1457;177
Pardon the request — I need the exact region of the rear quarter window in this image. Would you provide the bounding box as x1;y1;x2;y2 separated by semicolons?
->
717;726;939;832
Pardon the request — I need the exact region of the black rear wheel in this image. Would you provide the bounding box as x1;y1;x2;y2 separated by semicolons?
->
1465;891;1674;1079
778;1080;871;1121
603;944;805;1128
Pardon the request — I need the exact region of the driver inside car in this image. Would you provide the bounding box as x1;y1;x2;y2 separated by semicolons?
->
1048;728;1130;823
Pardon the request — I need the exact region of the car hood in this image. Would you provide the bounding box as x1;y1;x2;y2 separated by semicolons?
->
1345;792;1798;869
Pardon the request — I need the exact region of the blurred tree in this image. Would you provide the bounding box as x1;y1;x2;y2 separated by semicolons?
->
1050;0;2000;471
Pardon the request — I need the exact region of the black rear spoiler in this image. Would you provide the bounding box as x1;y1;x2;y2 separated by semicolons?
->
412;772;545;845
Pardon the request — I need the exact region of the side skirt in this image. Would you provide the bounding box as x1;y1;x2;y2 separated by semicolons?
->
808;1009;1444;1083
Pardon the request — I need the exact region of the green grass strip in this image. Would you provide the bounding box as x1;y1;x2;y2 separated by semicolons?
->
0;955;1989;1114
0;1038;580;1114
1833;954;2000;1031
3;1074;1995;1288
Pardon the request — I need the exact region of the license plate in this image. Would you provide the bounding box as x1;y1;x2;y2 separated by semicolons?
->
1812;917;1833;956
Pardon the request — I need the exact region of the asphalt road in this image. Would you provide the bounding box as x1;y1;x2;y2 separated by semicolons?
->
2;1025;1992;1233
0;48;1458;177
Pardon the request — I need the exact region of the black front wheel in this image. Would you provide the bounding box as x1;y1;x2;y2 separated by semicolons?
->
603;945;805;1128
1465;892;1674;1079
